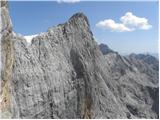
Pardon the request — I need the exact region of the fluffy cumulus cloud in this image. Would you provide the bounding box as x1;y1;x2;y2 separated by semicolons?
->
96;12;152;32
120;12;152;30
96;19;132;32
57;0;80;3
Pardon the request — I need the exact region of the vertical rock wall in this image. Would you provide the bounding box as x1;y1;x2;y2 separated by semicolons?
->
0;0;14;118
0;1;159;119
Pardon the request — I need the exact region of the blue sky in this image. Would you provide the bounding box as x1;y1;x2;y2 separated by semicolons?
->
9;1;158;54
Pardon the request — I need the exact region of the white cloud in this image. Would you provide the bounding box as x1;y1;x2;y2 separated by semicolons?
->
57;0;80;3
120;12;152;30
96;19;132;32
96;12;152;32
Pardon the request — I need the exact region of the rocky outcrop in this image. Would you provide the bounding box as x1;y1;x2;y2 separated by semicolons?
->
102;52;159;118
0;0;14;118
99;43;115;55
127;54;159;85
11;12;127;119
1;1;159;119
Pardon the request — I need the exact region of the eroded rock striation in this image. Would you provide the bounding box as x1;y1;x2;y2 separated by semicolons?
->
102;51;159;118
0;1;159;119
0;0;14;118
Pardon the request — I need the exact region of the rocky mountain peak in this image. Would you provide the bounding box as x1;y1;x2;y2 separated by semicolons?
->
67;12;91;33
1;1;159;119
99;43;115;55
69;12;89;25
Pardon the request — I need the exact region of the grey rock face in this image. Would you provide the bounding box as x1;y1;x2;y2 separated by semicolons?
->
11;13;126;119
128;53;159;72
1;1;159;119
127;54;159;85
103;52;159;118
99;43;115;55
0;0;14;118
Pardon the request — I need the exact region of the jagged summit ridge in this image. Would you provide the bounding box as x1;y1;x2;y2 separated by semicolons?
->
1;1;159;119
69;12;90;26
99;43;115;55
18;12;91;45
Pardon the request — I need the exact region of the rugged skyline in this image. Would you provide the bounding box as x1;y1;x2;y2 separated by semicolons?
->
1;1;159;118
9;1;158;54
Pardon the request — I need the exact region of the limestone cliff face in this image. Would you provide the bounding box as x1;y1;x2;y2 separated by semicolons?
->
11;13;126;119
0;0;14;118
103;52;159;118
0;1;159;119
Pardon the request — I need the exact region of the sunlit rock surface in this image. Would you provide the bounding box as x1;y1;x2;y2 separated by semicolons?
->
1;1;159;119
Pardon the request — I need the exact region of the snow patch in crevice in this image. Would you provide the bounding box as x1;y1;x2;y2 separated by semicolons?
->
24;34;38;44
